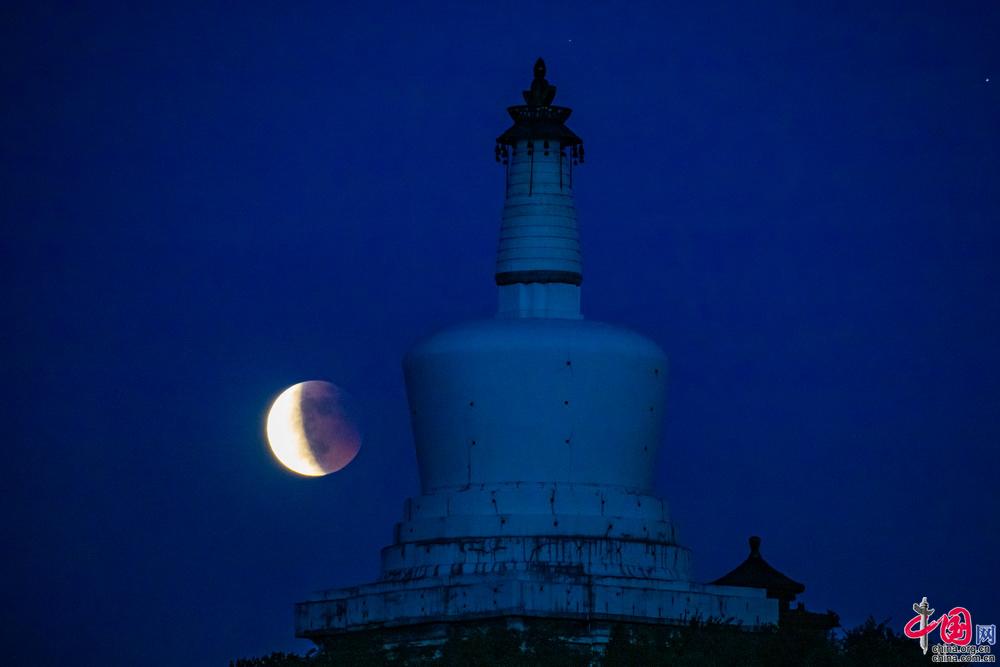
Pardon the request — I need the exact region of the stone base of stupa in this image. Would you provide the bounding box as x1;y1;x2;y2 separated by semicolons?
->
297;484;777;643
296;562;775;644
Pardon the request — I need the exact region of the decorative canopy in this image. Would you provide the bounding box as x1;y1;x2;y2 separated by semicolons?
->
496;58;583;155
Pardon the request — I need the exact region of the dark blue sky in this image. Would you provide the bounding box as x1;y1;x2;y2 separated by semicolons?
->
2;2;998;664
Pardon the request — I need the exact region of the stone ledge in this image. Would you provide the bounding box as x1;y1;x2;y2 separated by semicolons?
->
296;569;777;639
381;535;690;580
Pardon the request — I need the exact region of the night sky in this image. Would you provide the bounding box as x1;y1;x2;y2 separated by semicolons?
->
3;2;998;665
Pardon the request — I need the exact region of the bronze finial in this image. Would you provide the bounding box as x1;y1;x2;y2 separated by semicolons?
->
522;57;557;107
534;57;546;78
496;57;582;156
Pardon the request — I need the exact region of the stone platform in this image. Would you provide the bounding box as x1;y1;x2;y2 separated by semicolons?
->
296;559;775;639
296;483;778;641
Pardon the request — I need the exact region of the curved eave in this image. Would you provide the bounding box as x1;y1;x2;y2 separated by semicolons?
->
711;558;806;600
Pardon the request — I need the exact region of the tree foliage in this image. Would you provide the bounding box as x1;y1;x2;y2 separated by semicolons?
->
232;617;925;666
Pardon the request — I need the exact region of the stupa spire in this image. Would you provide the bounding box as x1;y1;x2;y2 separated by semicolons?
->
494;59;585;319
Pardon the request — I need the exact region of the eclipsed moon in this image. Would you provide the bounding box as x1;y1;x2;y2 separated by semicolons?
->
266;380;361;476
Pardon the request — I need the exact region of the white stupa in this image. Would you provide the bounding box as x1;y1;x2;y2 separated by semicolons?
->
295;59;777;649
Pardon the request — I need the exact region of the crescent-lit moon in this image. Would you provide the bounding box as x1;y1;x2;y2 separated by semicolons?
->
266;381;361;476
